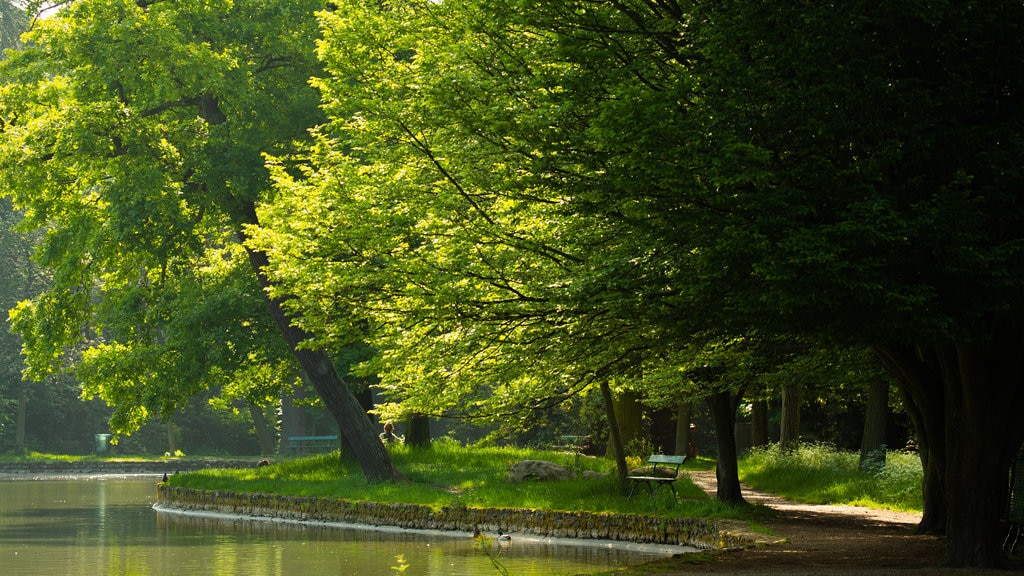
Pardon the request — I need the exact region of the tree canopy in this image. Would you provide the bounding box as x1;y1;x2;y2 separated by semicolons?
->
0;0;399;481
252;0;1024;567
2;0;1022;566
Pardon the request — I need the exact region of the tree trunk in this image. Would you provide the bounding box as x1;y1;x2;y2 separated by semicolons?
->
16;379;27;452
875;327;1024;569
405;413;431;448
780;383;801;451
245;245;399;483
600;381;629;491
166;420;176;454
940;333;1022;568
248;403;276;455
859;378;889;469
279;389;308;455
751;400;769;448
606;388;643;459
706;391;745;504
874;344;947;534
674;401;693;457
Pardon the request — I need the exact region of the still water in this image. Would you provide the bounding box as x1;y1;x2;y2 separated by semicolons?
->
0;477;676;575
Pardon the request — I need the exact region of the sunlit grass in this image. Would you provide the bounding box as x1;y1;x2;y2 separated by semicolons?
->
0;451;161;462
738;443;923;512
167;438;753;520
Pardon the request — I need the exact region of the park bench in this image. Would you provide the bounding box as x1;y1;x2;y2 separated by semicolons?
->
286;435;339;455
553;435;584;467
627;454;687;501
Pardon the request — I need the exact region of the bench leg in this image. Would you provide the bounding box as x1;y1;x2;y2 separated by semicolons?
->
1006;523;1021;555
628;480;653;501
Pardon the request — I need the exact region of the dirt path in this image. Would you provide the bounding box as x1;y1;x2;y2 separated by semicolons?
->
636;470;1021;575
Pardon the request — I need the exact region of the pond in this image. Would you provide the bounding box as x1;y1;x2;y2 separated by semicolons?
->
0;477;680;575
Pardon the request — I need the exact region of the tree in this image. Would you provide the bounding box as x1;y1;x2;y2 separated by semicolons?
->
0;0;398;481
1;0;29;53
257;0;1024;565
0;197;44;451
690;1;1024;567
254;0;765;496
255;0;657;448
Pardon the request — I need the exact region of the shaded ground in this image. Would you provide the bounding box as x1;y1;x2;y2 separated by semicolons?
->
629;470;1023;575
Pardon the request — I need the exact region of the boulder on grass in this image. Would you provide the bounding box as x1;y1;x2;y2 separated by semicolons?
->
508;460;571;482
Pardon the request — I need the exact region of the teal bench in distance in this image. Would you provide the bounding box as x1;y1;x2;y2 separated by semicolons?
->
627;454;687;500
286;435;339;455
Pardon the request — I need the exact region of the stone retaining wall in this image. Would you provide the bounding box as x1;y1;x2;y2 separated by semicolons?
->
157;485;727;549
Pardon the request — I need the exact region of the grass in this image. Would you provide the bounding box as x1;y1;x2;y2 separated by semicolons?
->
13;440;924;517
166;438;751;520
738;442;923;513
0;451;152;462
0;451;264;463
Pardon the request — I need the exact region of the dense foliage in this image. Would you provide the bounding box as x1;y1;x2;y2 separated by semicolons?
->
2;0;1022;566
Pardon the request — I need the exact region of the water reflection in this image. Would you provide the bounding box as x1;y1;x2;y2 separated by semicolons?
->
0;478;677;575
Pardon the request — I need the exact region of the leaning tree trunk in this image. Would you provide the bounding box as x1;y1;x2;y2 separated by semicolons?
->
600;381;629;491
874;344;947;534
859;378;889;469
245;245;400;483
707;391;745;504
606;388;643;460
876;330;1024;569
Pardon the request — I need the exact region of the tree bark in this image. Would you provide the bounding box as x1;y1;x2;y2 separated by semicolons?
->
166;420;176;454
780;383;801;451
874;344;946;534
707;391;745;504
606;388;643;459
875;327;1024;568
751;400;769;448
600;381;629;491
279;389;308;455
245;245;399;483
16;380;27;452
940;333;1022;568
405;413;431;448
859;378;889;469
248;403;276;455
674;401;693;457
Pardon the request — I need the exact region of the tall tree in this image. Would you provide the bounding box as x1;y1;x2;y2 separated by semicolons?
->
254;0;663;434
1;0;29;53
692;0;1024;566
0;0;398;481
260;0;1024;565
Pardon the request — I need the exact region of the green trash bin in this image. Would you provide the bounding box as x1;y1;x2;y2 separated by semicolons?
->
95;434;111;455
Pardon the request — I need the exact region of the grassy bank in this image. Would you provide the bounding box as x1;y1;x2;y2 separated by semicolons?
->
164;439;924;520
738;443;923;512
166;438;746;520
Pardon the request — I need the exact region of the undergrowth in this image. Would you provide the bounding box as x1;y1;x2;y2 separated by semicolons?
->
738;442;923;512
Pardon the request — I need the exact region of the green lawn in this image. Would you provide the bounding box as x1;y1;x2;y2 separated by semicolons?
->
164;439;923;520
166;438;747;520
738;443;923;513
9;440;923;518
